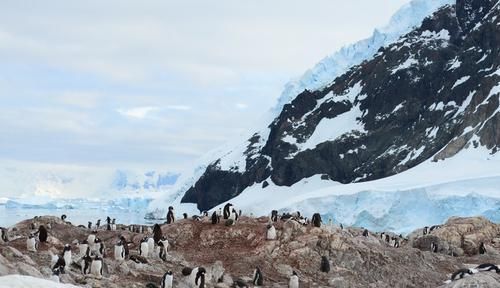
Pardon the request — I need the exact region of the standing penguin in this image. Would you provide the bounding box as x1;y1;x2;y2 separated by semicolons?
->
91;255;103;278
194;267;206;288
106;217;111;231
120;236;130;259
266;224;277;240
0;227;8;243
166;206;175;224
423;226;429;235
223;203;233;219
95;219;101;229
81;254;92;275
270;210;278;222
87;222;92;230
52;255;66;274
158;237;169;261
229;208;238;222
87;231;97;246
320;256;330;273
431;242;438;253
114;240;125;261
37;225;48;242
211;212;218;225
252;266;264;286
111;219;116;231
362;229;369;237
160;270;173;288
26;233;37;252
479;242;487;254
147;237;155;257
311;213;322;228
139;237;149;257
78;240;89;256
289;271;299;288
153;224;162;244
50;267;61;283
63;244;72;267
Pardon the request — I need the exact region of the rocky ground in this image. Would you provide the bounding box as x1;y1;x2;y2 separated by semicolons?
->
0;215;499;287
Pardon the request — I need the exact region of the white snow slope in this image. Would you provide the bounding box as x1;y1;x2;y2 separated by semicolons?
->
0;275;79;288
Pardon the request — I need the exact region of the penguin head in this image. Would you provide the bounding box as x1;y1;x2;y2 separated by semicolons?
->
63;244;71;251
28;233;35;238
52;267;60;276
166;270;173;275
168;206;174;211
82;239;88;245
267;224;273;230
292;270;298;276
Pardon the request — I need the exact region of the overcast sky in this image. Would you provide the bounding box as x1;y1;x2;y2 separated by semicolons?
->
0;0;410;174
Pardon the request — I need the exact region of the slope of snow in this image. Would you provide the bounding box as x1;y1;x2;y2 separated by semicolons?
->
0;275;79;288
273;0;454;114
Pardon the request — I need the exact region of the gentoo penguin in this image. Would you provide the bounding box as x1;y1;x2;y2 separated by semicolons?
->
252;266;264;286
431;242;438;253
362;229;369;237
450;268;474;281
52;254;66;274
423;226;429;235
266;224;277;240
153;224;162;244
87;231;97;248
158;237;169;261
139;237;149;257
160;270;173;288
61;214;67;222
111;218;116;231
88;222;92;229
340;223;343;230
120;236;130;258
217;207;222;219
81;254;92;275
63;244;72;266
385;234;390;244
26;233;37;252
78;239;89;256
91;255;103;278
166;206;175;224
50;267;61;283
475;263;500;272
194;267;206;288
311;213;321;228
229;208;238;222
288;271;299;288
183;213;188;219
429;225;440;233
223;203;233;219
392;237;400;248
147;237;155;257
320;256;330;273
38;225;48;242
95;237;105;257
114;240;125;261
270;210;278;222
211;211;218;225
106;216;111;231
479;242;487;254
0;227;8;243
95;219;101;229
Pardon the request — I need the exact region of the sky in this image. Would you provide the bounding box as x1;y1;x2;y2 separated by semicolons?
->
0;0;410;194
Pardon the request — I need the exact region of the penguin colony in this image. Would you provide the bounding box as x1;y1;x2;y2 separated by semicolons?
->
2;209;496;287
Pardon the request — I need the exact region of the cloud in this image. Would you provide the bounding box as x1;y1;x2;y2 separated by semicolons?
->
166;105;191;111
235;103;248;109
117;106;159;119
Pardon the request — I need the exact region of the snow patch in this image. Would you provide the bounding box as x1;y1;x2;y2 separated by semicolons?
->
452;76;471;89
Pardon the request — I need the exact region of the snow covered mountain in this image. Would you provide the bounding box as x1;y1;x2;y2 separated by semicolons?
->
148;0;500;232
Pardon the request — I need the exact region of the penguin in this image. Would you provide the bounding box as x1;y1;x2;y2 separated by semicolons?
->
252;266;263;286
166;206;175;224
183;213;188;219
229;208;238;222
38;225;48;242
26;233;37;252
88;221;92;229
78;239;89;256
106;216;111;231
340;223;343;230
90;255;103;278
362;229;369;237
157;237;169;261
431;242;438;253
392;237;400;248
61;214;67;222
270;210;278;222
380;232;385;240
153;223;162;244
479;242;487;254
311;213;321;228
385;234;390;244
423;226;429;235
95;219;101;229
63;244;72;266
87;231;97;248
194;267;206;288
120;236;130;258
160;270;173;288
0;227;8;243
217;207;222;220
429;225;440;233
450;268;474;281
320;256;330;273
52;255;66;274
223;203;233;219
211;211;218;225
147;237;155;257
111;218;116;231
114;240;125;261
139;237;149;257
95;237;105;257
288;271;299;288
266;224;277;240
50;267;61;283
81;254;92;275
475;263;500;272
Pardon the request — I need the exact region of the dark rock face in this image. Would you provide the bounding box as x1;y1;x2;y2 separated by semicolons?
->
182;0;500;211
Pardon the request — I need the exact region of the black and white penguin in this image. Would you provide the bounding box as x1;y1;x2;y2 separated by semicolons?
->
0;227;8;243
266;224;277;240
111;218;116;231
87;230;97;247
158;237;169;261
194;267;206;288
270;210;278;222
81;254;92;275
52;254;66;274
139;237;149;257
311;213;321;228
288;271;299;288
91;255;103;278
87;221;92;229
223;203;233;219
94;237;105;257
392;237;400;248
166;206;175;224
362;229;369;237
147;237;155;257
320;256;330;273
50;267;61;283
475;263;500;272
429;225;440;233
423;226;429;235
450;268;474;281
106;216;111;231
479;242;487;254
63;244;72;266
211;211;218;225
183;213;188;219
78;239;89;256
153;223;162;244
431;242;438;253
229;208;238;222
95;219;101;229
385;234;390;244
26;233;37;252
114;240;125;261
38;225;48;242
120;236;130;258
160;270;173;288
252;266;263;286
61;214;67;222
